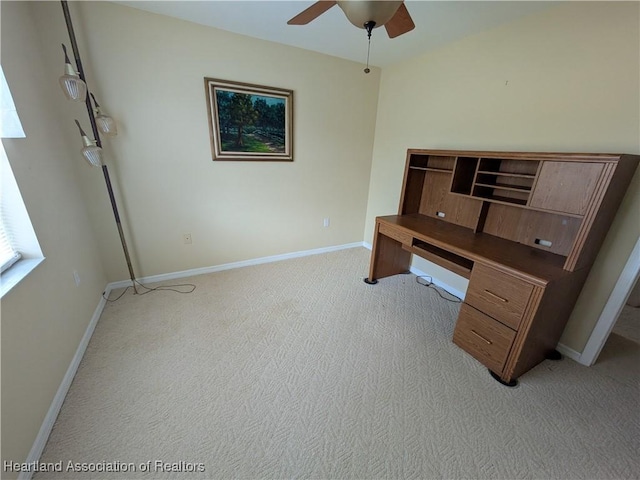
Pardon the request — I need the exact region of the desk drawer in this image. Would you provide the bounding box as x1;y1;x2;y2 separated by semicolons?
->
378;222;412;245
453;304;516;373
465;263;533;330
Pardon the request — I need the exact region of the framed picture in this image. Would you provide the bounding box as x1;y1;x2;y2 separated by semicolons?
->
204;78;293;161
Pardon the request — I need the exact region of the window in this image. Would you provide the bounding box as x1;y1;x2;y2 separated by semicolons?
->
1;65;44;297
0;218;21;272
1;66;25;139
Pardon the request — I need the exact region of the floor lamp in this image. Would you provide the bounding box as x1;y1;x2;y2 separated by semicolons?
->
59;0;139;294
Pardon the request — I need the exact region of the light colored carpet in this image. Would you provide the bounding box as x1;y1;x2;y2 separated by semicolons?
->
36;247;639;479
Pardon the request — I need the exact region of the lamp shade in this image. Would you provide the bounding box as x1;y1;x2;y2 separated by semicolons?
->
337;1;403;29
95;112;117;137
59;44;86;102
81;139;104;167
74;119;103;167
90;94;117;136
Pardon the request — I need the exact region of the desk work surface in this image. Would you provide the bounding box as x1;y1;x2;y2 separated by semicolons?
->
377;214;570;284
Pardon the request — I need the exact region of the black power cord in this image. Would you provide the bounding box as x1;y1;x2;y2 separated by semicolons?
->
103;280;196;302
415;275;462;303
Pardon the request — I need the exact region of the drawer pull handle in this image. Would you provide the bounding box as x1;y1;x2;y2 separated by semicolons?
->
470;329;492;345
484;290;508;303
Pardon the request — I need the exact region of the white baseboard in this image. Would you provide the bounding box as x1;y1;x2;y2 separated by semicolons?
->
409;265;466;301
18;287;112;480
361;241;464;299
109;242;366;289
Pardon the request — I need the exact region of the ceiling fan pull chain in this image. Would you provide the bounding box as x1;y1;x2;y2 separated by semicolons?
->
364;20;375;74
364;36;371;73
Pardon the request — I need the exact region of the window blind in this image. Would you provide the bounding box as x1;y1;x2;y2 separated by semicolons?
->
0;216;20;273
1;65;24;273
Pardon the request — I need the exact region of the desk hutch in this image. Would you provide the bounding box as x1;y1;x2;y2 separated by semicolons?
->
365;149;639;386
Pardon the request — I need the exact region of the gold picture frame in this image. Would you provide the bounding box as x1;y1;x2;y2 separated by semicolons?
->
204;78;293;161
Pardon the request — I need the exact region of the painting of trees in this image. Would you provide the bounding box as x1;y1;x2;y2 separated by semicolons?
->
216;92;286;152
215;90;232;135
229;93;258;148
206;78;293;161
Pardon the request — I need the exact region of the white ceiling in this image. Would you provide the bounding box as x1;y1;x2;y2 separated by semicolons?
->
114;1;558;67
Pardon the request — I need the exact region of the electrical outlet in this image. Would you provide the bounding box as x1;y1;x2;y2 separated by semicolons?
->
323;218;330;227
535;238;553;247
73;270;80;287
183;233;192;244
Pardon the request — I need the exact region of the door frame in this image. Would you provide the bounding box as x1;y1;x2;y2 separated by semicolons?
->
580;236;640;366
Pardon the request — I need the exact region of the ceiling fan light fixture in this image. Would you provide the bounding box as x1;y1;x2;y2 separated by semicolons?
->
337;1;403;29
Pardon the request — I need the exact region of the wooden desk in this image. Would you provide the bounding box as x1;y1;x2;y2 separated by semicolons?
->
365;150;639;385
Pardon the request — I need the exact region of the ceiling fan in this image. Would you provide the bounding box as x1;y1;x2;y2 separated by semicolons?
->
288;1;415;73
287;1;415;39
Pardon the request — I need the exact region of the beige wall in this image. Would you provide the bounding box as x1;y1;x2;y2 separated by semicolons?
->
365;2;640;351
0;1;108;473
34;1;381;281
3;0;639;471
1;0;380;469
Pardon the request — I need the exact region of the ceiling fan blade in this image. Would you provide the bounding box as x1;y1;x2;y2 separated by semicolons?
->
384;3;415;38
287;1;337;25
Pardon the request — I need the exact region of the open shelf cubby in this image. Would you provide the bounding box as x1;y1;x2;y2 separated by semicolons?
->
473;186;529;205
451;157;479;195
478;158;539;176
409;155;456;173
450;157;540;206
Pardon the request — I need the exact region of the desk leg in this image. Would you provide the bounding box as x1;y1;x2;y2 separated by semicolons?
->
365;224;412;284
489;370;518;387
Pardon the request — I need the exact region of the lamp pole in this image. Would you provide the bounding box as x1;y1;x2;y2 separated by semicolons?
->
61;0;139;293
